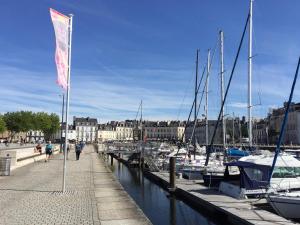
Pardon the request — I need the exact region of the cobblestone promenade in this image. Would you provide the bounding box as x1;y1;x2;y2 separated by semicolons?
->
0;145;152;225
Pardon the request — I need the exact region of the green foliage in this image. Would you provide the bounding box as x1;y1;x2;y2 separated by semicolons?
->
3;111;60;140
35;112;60;140
3;111;35;135
0;115;6;133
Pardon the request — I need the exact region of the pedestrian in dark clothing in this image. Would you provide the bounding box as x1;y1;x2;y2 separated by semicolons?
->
75;143;82;160
80;141;85;150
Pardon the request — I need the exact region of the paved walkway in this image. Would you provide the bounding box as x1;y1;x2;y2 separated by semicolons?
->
0;145;152;225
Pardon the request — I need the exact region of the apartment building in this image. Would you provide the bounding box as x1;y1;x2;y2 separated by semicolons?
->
74;117;98;143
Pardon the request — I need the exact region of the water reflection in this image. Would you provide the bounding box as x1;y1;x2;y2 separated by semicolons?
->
169;195;176;225
110;159;222;225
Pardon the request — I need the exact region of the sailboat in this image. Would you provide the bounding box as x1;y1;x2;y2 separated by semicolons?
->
203;0;254;187
219;58;300;203
266;57;300;219
181;48;225;180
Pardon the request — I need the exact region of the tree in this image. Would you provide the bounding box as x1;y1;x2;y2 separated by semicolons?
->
2;111;60;141
0;115;6;133
35;112;60;140
3;111;35;139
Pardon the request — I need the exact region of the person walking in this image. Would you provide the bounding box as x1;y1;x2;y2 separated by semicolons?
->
45;141;53;162
75;142;82;160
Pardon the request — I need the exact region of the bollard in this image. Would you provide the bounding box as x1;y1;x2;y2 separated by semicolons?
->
110;154;113;166
169;157;176;192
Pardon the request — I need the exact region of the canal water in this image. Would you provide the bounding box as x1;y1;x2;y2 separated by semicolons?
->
109;158;225;225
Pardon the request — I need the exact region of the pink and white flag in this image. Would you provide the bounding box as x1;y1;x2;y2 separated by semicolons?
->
50;8;70;90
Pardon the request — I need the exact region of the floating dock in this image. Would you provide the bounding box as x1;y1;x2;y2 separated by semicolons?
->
144;171;296;225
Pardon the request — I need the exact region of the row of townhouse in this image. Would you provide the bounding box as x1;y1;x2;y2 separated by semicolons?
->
53;117;98;143
97;120;186;142
184;117;247;146
253;102;300;145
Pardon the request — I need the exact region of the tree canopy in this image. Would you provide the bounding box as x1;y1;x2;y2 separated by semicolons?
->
3;111;60;140
0;115;6;133
35;112;60;140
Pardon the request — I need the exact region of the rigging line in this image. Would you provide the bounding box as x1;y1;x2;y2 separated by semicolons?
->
205;13;250;166
176;71;194;120
188;41;219;149
134;101;141;121
269;57;300;182
177;65;207;144
180;41;219;155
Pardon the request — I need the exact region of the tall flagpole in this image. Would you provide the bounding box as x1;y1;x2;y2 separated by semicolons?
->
60;94;65;153
63;14;73;193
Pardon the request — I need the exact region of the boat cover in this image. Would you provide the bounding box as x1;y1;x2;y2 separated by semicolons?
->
227;148;249;157
224;154;300;190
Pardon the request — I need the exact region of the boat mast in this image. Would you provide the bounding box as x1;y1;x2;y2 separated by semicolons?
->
205;50;210;147
232;112;235;145
140;99;143;141
248;0;253;147
220;30;226;149
194;49;199;158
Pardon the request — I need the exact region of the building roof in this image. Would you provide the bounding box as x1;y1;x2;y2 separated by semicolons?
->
74;117;97;124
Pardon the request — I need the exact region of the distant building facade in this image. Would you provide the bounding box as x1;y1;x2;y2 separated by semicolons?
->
253;102;300;145
97;120;186;142
26;130;44;143
97;123;116;142
52;123;77;142
184;117;243;146
116;120;134;141
74;117;98;143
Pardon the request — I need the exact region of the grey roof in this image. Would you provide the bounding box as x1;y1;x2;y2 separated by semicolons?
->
74;117;98;123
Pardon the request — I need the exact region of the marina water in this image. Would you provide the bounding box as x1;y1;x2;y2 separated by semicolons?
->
108;158;226;225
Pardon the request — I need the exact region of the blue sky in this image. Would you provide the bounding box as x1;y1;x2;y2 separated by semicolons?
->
1;0;300;123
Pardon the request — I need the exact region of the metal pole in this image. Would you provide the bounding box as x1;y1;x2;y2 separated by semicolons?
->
60;94;65;153
62;14;73;193
220;31;226;149
232;113;235;145
248;0;253;147
169;157;176;192
205;50;210;146
194;49;199;159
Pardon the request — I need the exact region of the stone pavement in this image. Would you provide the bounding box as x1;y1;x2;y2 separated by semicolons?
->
0;145;152;225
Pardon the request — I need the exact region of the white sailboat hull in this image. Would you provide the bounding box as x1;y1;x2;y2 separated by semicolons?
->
267;194;300;219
